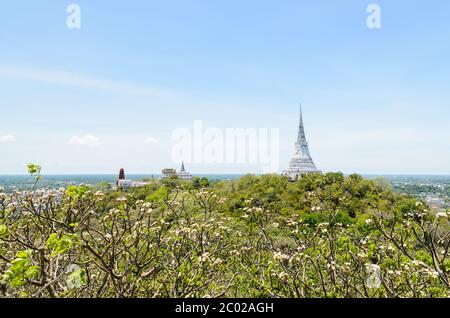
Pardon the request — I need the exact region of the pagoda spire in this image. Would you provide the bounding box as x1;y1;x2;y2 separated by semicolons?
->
293;104;314;162
297;103;307;145
181;161;185;172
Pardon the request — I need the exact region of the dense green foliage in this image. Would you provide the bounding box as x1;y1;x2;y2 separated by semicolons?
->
1;168;449;298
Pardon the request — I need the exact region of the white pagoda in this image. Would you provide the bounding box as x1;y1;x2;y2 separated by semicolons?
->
282;105;321;181
177;162;192;180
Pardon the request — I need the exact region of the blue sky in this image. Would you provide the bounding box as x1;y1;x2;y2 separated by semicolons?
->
1;0;450;174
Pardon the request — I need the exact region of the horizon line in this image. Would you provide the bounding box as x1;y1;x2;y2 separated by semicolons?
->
1;173;450;177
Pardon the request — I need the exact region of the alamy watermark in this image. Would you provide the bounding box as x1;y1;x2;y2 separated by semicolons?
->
171;120;280;173
366;264;382;288
67;4;81;29
65;264;86;289
367;4;381;29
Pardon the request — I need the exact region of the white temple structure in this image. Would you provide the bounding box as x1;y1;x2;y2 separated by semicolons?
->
282;105;321;181
114;168;151;191
177;162;192;180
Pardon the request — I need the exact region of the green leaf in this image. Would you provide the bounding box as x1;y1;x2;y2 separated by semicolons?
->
65;185;90;200
26;164;41;175
46;233;78;257
16;250;32;259
0;224;8;238
24;266;40;279
2;249;40;288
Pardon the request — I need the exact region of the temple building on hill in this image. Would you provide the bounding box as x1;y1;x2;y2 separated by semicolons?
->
162;168;177;178
282;105;321;181
116;168;132;191
177;162;192;180
114;168;150;191
162;162;193;180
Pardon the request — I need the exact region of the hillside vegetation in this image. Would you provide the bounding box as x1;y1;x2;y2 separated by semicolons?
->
1;165;449;298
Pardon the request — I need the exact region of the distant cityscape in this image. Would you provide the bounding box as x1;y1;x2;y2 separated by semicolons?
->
382;175;450;211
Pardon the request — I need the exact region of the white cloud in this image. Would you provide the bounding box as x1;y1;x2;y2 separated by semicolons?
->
145;137;159;144
0;134;16;143
69;134;101;147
